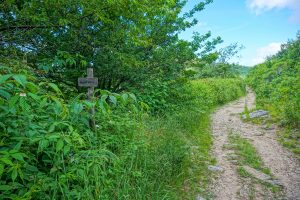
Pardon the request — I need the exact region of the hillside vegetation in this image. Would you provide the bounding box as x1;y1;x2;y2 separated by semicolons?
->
0;65;245;199
247;32;300;154
2;0;299;199
0;1;249;199
247;33;300;127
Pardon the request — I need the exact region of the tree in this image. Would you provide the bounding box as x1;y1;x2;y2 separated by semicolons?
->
1;0;221;91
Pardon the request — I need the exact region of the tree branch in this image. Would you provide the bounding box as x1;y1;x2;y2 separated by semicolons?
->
0;25;63;32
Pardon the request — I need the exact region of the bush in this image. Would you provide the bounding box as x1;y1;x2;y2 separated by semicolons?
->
0;63;245;199
189;78;246;109
0;65;141;199
247;33;300;128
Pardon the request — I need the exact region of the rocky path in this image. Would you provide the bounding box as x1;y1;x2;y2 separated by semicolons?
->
209;90;300;200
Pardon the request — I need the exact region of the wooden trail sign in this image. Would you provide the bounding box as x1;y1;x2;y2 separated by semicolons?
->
78;67;98;130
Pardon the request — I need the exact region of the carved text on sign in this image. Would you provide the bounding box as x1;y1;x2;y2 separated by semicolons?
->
78;77;98;87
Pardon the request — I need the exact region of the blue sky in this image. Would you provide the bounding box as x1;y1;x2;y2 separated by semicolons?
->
179;0;300;66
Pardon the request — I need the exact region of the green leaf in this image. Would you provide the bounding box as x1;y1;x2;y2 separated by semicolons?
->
8;96;19;108
129;93;137;102
50;166;58;174
56;139;64;152
99;101;110;113
0;74;12;85
0;151;9;156
11;153;24;162
27;165;38;172
11;168;18;181
100;90;109;95
39;139;49;151
0;157;13;166
48;83;62;95
40;97;48;108
0;164;4;177
66;58;76;65
0;185;12;191
26;82;39;93
0;89;11;99
80;60;87;67
9;150;18;154
19;97;30;112
63;145;71;155
14;140;23;150
13;75;27;87
73;103;83;114
109;95;117;105
47;134;60;140
101;94;108;101
28;92;40;101
140;102;150;111
48;122;57;132
83;100;94;108
121;93;128;102
17;167;24;181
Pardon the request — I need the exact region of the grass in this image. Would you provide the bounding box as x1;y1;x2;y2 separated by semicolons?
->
278;128;300;158
228;134;270;174
176;111;215;199
228;134;283;198
142;78;246;199
144;107;215;199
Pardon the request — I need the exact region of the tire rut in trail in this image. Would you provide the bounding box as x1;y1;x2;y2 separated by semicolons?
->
209;90;300;200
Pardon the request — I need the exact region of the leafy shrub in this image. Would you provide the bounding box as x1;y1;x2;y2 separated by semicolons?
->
0;65;140;199
0;62;245;199
189;78;245;109
247;32;300;128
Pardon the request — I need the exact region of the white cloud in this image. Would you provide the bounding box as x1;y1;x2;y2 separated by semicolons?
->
247;0;300;22
251;42;282;65
197;22;207;27
195;21;210;30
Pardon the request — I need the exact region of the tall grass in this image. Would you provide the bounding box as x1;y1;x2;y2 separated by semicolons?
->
130;78;246;199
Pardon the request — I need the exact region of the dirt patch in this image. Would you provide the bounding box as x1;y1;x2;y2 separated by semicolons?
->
209;90;300;200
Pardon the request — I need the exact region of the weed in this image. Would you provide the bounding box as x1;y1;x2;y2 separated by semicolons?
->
228;134;269;173
229;134;283;198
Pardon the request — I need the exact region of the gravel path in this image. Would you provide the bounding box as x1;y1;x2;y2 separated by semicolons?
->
210;90;300;200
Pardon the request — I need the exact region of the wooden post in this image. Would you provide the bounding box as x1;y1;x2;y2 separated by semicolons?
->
78;67;98;130
87;68;96;130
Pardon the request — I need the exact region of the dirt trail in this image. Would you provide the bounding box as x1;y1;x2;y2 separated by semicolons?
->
210;90;300;200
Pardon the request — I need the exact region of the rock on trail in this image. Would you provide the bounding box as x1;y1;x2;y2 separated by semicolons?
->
209;89;300;200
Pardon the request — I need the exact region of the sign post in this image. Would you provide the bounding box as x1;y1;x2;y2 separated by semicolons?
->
78;67;98;130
